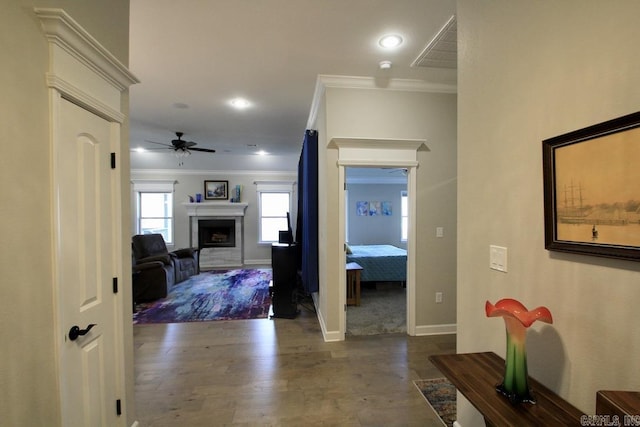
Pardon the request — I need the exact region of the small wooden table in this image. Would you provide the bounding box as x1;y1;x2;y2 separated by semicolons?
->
429;352;584;427
596;390;640;421
346;262;363;306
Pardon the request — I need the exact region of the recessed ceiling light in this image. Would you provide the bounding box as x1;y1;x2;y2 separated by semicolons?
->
229;98;251;110
379;60;392;70
135;147;146;153
256;150;268;156
379;34;403;49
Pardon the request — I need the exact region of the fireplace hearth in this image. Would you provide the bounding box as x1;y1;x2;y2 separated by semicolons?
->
185;202;248;269
198;219;236;248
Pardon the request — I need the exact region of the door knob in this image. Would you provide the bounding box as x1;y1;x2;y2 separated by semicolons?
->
68;324;96;341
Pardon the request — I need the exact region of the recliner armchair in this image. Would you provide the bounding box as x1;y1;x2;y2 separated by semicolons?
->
132;234;199;286
132;255;173;304
172;247;200;283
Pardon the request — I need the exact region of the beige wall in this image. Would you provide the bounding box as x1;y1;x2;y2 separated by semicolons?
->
0;1;133;425
316;86;457;336
457;1;640;424
315;91;330;327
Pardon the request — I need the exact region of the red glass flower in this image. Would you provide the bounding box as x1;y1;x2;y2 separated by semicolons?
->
486;298;553;404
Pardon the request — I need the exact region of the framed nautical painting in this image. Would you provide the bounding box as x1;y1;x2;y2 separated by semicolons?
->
543;111;640;261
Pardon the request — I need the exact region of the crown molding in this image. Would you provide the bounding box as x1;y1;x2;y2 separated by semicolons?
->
130;168;297;177
35;8;139;91
317;74;457;93
307;74;457;129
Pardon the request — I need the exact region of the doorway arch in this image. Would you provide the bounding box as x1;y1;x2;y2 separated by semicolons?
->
330;137;426;339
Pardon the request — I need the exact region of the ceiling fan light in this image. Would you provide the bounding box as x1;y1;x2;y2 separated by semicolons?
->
175;149;190;158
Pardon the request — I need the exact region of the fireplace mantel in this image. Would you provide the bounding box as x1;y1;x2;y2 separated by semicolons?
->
183;202;248;217
184;202;248;269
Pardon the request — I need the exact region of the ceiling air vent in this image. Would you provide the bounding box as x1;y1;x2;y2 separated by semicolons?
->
412;15;457;69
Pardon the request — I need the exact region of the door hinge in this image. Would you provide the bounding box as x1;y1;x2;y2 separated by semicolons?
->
116;399;122;416
112;277;118;294
110;152;116;169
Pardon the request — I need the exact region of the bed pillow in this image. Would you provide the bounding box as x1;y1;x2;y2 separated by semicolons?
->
345;243;353;254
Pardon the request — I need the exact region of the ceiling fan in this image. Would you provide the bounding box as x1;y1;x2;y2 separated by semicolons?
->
146;132;216;157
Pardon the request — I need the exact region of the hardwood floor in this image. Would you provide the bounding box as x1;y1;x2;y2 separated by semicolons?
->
134;307;456;426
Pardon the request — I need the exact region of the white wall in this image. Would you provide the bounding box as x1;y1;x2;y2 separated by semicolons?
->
457;1;640;424
347;183;407;249
130;169;297;264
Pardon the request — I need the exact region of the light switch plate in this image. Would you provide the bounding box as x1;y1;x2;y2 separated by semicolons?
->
490;245;508;272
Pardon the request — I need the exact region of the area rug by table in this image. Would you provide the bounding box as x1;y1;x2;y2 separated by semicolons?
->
414;377;456;427
133;268;272;324
346;283;406;335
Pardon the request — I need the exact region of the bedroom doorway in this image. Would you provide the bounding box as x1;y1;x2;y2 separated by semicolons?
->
345;167;408;336
331;137;423;339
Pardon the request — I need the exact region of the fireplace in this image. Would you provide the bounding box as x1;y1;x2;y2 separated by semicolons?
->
198;219;236;248
185;202;248;269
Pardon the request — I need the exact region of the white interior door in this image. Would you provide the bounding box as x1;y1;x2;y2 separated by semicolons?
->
55;98;121;426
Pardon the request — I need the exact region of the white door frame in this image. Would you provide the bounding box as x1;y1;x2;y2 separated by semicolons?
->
36;8;138;425
330;138;425;338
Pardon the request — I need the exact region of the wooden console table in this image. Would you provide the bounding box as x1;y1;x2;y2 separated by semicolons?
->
596;390;640;420
429;352;584;426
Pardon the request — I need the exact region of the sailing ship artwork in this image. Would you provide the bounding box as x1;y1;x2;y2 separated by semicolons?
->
552;123;640;248
556;180;640;246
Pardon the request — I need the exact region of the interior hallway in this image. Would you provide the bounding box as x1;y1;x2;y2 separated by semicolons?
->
134;308;456;426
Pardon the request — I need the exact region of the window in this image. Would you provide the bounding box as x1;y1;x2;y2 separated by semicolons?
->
401;190;408;241
132;180;176;245
256;181;295;244
138;192;173;244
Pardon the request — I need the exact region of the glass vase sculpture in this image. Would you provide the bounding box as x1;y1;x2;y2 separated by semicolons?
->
485;298;553;404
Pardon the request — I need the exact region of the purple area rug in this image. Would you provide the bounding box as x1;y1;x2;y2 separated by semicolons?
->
133;268;272;324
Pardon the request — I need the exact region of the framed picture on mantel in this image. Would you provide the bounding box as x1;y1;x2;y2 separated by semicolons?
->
542;111;640;261
204;180;228;200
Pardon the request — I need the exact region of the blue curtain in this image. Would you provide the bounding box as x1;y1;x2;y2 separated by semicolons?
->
296;129;319;293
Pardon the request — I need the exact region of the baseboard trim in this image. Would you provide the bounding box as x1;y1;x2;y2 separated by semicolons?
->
311;293;343;342
414;323;457;336
244;259;271;266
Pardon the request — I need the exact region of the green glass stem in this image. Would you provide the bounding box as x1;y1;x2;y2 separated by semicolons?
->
486;299;552;406
497;328;536;404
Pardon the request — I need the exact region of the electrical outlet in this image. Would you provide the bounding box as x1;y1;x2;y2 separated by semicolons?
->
435;292;443;303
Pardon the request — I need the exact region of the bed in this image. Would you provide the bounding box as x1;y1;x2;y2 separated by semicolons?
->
346;244;407;283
